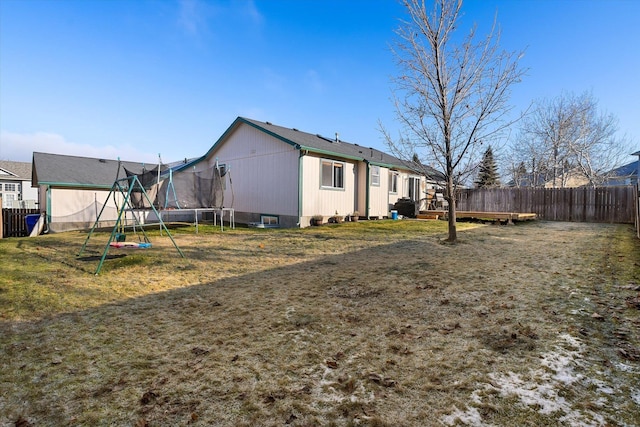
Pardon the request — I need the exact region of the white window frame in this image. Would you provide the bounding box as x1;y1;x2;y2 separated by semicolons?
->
260;215;279;225
5;183;16;192
321;159;345;190
370;165;380;187
389;171;398;194
408;176;421;201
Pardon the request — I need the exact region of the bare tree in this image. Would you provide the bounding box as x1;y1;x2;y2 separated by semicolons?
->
380;0;526;242
513;91;629;188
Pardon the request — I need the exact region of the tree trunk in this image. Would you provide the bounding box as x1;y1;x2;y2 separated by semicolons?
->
445;176;457;242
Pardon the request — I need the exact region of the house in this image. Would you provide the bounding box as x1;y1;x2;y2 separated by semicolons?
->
0;160;38;208
602;151;640;186
509;168;590;188
31;152;164;232
31;117;445;231
179;117;444;227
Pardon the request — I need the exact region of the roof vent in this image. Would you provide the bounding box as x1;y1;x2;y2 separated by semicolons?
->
335;132;340;143
266;121;272;125
293;128;298;131
99;159;106;163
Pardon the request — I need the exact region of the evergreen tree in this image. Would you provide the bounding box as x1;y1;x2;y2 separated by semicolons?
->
475;147;501;188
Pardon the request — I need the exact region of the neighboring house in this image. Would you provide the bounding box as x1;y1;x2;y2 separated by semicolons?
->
0;160;38;208
32;152;161;232
179;117;444;227
508;168;590;188
603;151;640;186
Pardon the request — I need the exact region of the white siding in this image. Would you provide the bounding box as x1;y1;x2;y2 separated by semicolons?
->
22;180;39;203
50;188;123;225
301;154;357;218
206;124;299;217
368;165;390;217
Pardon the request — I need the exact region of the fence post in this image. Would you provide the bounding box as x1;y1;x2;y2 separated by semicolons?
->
636;184;639;239
0;196;3;239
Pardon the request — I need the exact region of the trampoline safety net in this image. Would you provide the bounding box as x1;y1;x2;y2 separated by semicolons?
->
124;165;226;209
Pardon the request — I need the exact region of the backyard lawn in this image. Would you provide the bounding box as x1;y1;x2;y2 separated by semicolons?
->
1;220;639;426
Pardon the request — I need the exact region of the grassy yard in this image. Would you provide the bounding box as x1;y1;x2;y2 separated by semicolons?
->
1;220;639;426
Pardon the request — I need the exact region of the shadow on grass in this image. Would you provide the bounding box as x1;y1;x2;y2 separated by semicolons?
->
76;254;129;262
2;222;638;426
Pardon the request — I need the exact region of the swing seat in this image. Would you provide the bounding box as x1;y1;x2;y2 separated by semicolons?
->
109;242;152;249
114;233;126;242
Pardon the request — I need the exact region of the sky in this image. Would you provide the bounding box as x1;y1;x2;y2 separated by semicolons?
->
1;0;639;165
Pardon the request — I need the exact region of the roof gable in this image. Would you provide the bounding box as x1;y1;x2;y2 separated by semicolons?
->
0;160;32;180
201;117;445;180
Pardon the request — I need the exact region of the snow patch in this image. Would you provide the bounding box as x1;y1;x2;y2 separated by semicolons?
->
441;405;491;427
440;334;607;426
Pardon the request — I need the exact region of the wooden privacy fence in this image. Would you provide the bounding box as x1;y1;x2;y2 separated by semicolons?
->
1;207;40;238
455;186;637;224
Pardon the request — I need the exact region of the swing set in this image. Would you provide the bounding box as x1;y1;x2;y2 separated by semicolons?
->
78;172;185;275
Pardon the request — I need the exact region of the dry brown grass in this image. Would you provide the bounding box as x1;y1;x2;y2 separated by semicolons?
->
1;220;639;426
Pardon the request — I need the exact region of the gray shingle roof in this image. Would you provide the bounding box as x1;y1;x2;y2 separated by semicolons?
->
203;117;445;181
0;160;32;180
608;160;638;178
32;152;161;188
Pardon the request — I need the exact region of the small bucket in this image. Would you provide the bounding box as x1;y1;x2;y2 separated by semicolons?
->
391;210;398;220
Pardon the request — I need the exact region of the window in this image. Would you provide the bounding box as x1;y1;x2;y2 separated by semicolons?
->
4;183;16;192
370;165;380;187
389;172;398;194
408;177;420;201
321;160;344;189
260;215;278;225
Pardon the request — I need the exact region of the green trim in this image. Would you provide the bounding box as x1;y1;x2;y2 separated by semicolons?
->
200;117;301;165
299;146;363;162
365;161;370;218
46;186;51;224
38;181;113;189
368;160;404;169
298;151;304;224
198;117;415;173
242;119;301;149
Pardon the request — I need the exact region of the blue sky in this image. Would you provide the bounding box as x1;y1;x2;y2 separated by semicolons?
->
1;0;639;165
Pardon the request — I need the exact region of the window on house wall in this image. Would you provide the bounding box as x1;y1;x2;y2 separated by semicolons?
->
370;165;380;186
408;177;420;201
321;159;344;189
260;215;278;225
389;172;398;193
5;183;16;192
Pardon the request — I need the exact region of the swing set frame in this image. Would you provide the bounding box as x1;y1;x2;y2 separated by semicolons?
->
78;174;185;275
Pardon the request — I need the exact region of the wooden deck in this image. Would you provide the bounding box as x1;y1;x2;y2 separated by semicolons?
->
418;210;537;223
